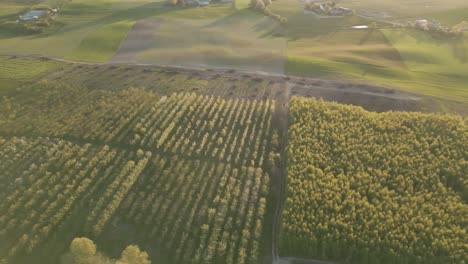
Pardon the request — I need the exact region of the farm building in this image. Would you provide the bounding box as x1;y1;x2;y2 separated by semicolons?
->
329;7;352;16
19;9;50;21
196;0;210;5
414;19;441;30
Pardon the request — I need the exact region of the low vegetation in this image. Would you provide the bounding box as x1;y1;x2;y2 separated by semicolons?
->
281;97;467;263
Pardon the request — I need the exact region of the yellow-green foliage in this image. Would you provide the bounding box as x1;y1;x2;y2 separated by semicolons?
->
0;85;276;264
281;97;467;263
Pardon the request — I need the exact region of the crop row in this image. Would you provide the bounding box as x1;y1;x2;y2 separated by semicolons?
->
119;155;270;264
0;83;275;167
0;137;145;263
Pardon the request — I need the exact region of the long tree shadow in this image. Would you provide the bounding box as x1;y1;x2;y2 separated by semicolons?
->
202;8;285;39
359;28;375;45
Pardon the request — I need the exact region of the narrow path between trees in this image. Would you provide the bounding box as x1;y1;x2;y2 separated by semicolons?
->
271;83;337;264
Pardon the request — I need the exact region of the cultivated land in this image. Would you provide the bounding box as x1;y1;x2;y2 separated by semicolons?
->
0;0;467;263
0;82;277;264
113;15;287;73
0;53;467;264
0;0;467;102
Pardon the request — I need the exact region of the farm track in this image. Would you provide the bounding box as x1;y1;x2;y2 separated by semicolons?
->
0;53;423;102
271;82;290;264
271;83;336;264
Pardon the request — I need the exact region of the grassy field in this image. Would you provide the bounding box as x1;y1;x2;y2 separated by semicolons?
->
0;55;63;90
286;54;468;103
264;0;468;102
130;13;286;73
0;0;467;100
66;20;136;62
382;29;468;76
342;0;468;18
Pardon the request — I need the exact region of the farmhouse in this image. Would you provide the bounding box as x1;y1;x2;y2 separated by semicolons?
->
304;1;353;17
329;7;352;16
196;0;210;6
19;9;49;21
414;19;441;30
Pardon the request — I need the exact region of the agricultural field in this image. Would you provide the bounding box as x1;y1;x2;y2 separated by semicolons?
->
267;0;468;102
1;0;467;102
0;81;279;263
0;0;468;263
0;55;63;90
281;97;467;264
112;14;287;73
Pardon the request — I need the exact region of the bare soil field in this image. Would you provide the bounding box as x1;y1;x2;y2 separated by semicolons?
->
110;16;287;73
109;18;163;63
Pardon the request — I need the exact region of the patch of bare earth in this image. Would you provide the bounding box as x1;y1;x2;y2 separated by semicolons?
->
287;79;425;113
109;18;163;63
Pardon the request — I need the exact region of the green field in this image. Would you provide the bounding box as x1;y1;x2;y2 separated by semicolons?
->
1;0;467;102
131;13;286;73
268;0;468;102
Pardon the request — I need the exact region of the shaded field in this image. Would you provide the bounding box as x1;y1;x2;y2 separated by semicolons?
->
267;0;468;103
287;29;405;69
382;29;468;77
112;13;287;73
285;27;468;103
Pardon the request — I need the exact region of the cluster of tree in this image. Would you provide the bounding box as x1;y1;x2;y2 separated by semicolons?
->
0;85;275;169
0;137;146;263
118;156;270;264
0;81;158;143
84;151;152;236
249;0;287;24
395;20;464;39
281;97;467;264
126;93;274;167
0;84;278;263
61;237;150;264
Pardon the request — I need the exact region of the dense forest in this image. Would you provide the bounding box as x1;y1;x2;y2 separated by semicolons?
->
281;97;467;263
0;82;278;264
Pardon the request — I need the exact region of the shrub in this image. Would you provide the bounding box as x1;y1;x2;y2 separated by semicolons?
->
35;19;50;28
